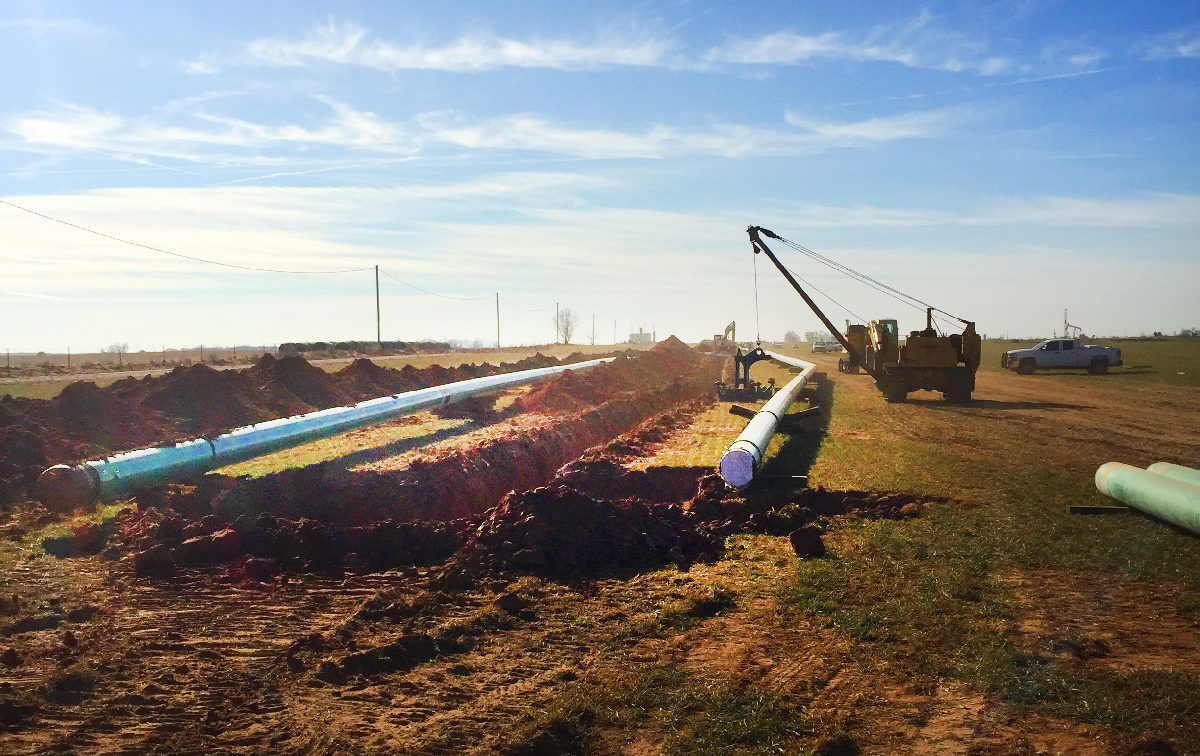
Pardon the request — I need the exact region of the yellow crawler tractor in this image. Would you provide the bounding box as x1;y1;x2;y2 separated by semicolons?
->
748;226;981;403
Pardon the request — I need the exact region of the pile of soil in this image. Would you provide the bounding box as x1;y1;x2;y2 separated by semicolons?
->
518;338;707;414
113;505;464;577
458;485;723;575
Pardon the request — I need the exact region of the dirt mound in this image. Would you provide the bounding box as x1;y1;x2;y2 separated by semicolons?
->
519;337;717;414
114;504;463;575
130;364;298;434
459;485;722;575
243;354;349;410
333;358;413;397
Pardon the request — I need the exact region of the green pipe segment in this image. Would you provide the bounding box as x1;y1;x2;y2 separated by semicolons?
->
1095;462;1200;536
1148;461;1200;488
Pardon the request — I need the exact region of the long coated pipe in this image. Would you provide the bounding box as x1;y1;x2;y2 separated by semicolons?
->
719;350;817;488
1095;462;1200;535
1147;461;1200;489
36;357;614;510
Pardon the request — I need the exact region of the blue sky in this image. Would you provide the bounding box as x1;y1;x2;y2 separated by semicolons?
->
2;0;1198;352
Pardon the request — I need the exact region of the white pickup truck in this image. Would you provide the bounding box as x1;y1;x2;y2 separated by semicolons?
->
1002;339;1122;375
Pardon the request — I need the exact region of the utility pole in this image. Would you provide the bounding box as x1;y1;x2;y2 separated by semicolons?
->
495;293;501;348
591;313;595;346
375;265;381;348
66;347;70;369
613;320;616;345
555;301;560;344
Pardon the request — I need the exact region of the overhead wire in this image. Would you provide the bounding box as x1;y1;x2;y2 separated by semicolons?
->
0;198;373;275
378;268;492;301
498;295;555;312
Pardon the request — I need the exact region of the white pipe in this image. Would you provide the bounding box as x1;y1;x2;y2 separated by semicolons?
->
719;351;817;488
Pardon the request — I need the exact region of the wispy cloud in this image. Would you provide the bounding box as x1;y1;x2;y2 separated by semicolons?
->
965;193;1200;228
7;98;416;166
0;17;109;36
784;107;962;142
418;107;955;159
707;10;1012;76
191;18;673;73
1143;24;1200;60
8;98;960;166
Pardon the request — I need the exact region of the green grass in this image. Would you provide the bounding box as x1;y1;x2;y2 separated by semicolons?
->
769;372;1200;746
501;664;808;756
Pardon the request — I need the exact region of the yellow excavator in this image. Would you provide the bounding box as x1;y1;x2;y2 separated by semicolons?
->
748;226;980;403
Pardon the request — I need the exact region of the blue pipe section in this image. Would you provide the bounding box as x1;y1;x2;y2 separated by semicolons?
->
37;358;614;509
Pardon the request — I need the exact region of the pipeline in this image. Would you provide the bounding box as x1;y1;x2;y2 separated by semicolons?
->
36;357;615;510
719;350;817;488
1095;462;1200;536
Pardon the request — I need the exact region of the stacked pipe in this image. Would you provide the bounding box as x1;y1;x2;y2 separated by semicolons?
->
719;349;817;488
1095;461;1200;535
36;357;615;510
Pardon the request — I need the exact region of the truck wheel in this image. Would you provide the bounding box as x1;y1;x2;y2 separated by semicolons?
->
1016;358;1036;375
1088;358;1109;375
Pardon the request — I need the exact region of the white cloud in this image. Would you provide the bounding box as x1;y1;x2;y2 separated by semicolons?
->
197;18;673;73
0;17;109;36
708;10;1012;76
1144;24;1200;60
7;98;416;166
419;107;954;159
966;194;1200;228
784;107;961;142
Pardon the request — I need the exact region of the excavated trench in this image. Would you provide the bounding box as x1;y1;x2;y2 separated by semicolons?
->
87;338;726;576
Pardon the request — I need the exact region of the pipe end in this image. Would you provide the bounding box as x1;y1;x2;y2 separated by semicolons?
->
719;449;756;489
35;464;98;512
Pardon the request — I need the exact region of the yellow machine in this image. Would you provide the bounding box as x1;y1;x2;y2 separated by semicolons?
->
837;322;870;374
874;309;981;403
747;226;981;403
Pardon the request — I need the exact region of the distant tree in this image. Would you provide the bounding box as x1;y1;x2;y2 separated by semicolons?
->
105;342;129;367
554;307;579;344
783;330;802;344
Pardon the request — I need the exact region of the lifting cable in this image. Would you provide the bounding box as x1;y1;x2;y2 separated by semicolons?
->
768;231;966;333
752;249;762;343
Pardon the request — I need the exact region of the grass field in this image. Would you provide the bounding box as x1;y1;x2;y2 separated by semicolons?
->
500;344;1200;752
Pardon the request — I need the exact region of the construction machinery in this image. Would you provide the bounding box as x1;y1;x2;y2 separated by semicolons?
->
837;321;870;374
747;226;981;403
715;346;777;402
713;321;736;345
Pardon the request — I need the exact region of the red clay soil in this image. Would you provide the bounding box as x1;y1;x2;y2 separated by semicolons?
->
0;351;608;507
148;341;722;529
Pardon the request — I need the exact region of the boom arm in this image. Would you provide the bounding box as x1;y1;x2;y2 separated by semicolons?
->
747;226;880;379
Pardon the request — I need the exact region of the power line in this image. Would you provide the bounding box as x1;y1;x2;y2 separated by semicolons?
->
377;268;493;301
499;295;554;312
0;198;373;275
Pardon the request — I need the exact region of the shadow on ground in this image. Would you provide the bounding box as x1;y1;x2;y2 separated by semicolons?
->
920;398;1093;411
755;371;835;486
